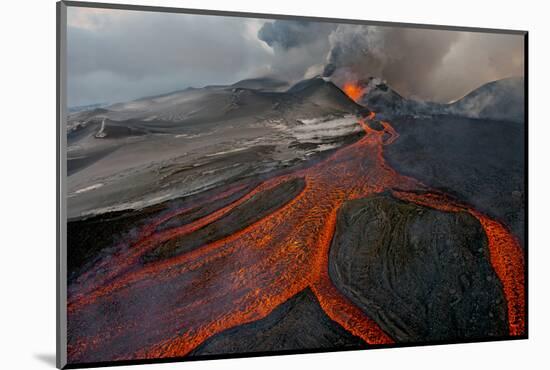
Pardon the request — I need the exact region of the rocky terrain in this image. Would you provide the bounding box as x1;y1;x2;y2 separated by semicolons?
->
192;289;365;356
352;76;526;245
141;177;306;263
359;76;524;122
66;74;525;365
329;195;508;342
385;115;525;245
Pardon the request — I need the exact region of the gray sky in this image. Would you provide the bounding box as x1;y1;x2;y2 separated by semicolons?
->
67;6;524;107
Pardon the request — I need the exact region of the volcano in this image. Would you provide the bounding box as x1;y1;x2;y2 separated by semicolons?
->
65;75;525;365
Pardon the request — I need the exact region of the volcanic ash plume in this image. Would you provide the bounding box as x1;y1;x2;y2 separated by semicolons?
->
323;25;464;100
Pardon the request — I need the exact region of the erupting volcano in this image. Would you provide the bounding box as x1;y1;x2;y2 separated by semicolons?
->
66;79;525;364
60;8;529;368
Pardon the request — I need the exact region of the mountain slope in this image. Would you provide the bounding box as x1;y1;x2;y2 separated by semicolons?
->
67;77;365;145
65;77;369;219
230;77;289;91
449;77;524;122
288;76;365;114
358;77;524;122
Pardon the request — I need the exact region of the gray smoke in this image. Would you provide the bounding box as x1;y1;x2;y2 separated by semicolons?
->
257;20;336;81
68;7;524;106
323;25;462;98
258;20;335;49
257;21;523;103
323;25;524;102
67;8;273;107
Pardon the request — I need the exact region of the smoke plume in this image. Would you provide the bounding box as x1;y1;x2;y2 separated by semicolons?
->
323;25;524;102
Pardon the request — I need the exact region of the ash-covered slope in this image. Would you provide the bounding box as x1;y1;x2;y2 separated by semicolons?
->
89;87;277;129
359;77;524;122
359;78;410;113
358;78;445;117
448;77;524;122
67;77;362;143
66;77;367;219
230;77;289;91
288;76;366;114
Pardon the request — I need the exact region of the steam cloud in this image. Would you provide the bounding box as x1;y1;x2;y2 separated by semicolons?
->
258;20;523;103
324;26;461;100
258;20;334;49
322;25;524;102
68;8;524;106
256;20;335;82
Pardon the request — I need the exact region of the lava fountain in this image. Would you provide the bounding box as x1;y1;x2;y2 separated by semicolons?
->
342;81;366;103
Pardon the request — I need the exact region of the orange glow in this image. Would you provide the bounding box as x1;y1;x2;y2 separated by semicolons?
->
342;82;366;102
67;105;525;362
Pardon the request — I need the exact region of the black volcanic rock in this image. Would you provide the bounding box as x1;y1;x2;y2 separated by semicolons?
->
66;180;257;281
385;115;525;245
366;120;384;131
359;79;407;112
191;288;366;356
142;177;306;263
329;195;508;343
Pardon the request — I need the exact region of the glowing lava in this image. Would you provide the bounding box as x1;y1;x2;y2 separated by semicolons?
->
342;82;366;102
67;98;525;363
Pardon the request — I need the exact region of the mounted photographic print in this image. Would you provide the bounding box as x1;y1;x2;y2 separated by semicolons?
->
56;1;528;368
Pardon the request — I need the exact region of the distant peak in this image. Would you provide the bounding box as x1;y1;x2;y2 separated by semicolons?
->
287;76;333;94
230;77;289;91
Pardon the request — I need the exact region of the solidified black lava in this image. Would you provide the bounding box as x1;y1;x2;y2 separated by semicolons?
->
385;115;525;246
154;184;256;233
67;205;165;283
366;120;384;131
141;177;306;263
329;194;508;342
67;181;255;281
191;288;366;356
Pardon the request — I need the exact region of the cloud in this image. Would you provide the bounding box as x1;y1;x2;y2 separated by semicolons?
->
255;20;336;82
258;20;334;49
430;32;525;102
67;7;273;106
323;24;524;102
67;7;524;106
323;25;462;98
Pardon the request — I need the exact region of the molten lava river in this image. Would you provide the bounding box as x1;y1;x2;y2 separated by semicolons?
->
67;105;525;363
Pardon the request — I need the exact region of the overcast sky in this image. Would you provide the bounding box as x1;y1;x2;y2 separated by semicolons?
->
67;6;524;107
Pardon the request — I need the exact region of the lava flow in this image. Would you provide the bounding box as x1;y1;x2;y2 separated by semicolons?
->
67;90;525;363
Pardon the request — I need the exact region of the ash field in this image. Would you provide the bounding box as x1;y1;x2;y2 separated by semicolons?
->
66;76;525;364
